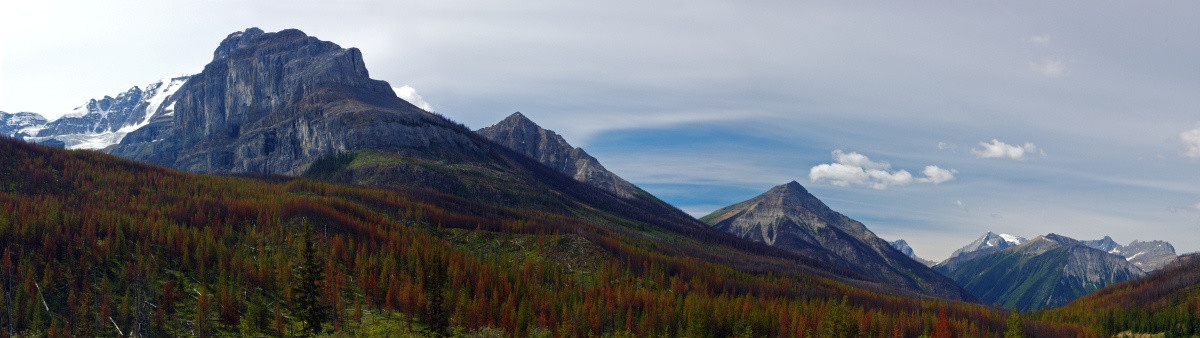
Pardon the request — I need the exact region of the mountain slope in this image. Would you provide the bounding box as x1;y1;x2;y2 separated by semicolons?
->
890;239;935;266
701;181;973;300
1081;236;1176;271
934;234;1145;311
1037;253;1200;335
477;112;640;199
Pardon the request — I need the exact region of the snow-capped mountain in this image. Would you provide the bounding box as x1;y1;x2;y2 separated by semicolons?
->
0;112;49;140
1082;236;1176;271
7;75;192;149
935;231;1026;270
953;231;1025;255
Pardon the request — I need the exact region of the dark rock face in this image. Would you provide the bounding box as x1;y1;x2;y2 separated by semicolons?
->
935;234;1145;311
890;239;934;266
110;28;477;174
701;181;973;301
477;112;639;199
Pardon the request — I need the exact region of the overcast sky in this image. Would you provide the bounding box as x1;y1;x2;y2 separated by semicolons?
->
3;1;1199;260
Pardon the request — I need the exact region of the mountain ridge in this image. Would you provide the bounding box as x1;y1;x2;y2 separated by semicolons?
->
477;112;641;199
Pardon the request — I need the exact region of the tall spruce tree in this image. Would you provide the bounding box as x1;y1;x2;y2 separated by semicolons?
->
423;252;449;337
292;221;328;335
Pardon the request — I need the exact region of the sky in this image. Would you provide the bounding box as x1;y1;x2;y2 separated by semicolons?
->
3;1;1200;260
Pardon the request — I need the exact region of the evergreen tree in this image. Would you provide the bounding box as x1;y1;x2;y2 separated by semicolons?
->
423;252;449;337
1005;312;1024;338
291;222;328;335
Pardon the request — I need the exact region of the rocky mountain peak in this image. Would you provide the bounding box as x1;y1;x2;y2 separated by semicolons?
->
703;181;971;300
110;28;464;174
1082;235;1120;252
767;180;808;195
214;27;268;60
478;112;640;199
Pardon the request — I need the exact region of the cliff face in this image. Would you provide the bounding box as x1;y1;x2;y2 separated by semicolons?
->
477;112;639;199
111;28;477;174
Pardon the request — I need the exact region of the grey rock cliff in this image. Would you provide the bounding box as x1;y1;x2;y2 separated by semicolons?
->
701;181;973;301
477;112;639;199
110;28;477;174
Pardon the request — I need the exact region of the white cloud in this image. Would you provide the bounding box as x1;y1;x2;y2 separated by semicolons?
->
1029;34;1052;45
1190;203;1200;212
1029;59;1066;78
809;150;954;189
917;165;956;184
393;85;433;112
1180;123;1200;159
971;139;1044;161
833;149;890;170
937;141;956;151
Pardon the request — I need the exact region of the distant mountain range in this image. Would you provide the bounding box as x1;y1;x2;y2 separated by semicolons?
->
1080;235;1176;271
701;181;973;300
933;232;1172;311
5;27;962;299
2;24;1185;319
0;76;190;149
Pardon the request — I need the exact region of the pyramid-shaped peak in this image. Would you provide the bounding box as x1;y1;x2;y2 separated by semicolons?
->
766;181;811;196
500;112;538;126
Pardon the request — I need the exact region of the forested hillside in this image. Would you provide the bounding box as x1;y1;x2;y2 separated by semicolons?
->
1036;254;1200;336
0;138;1095;336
